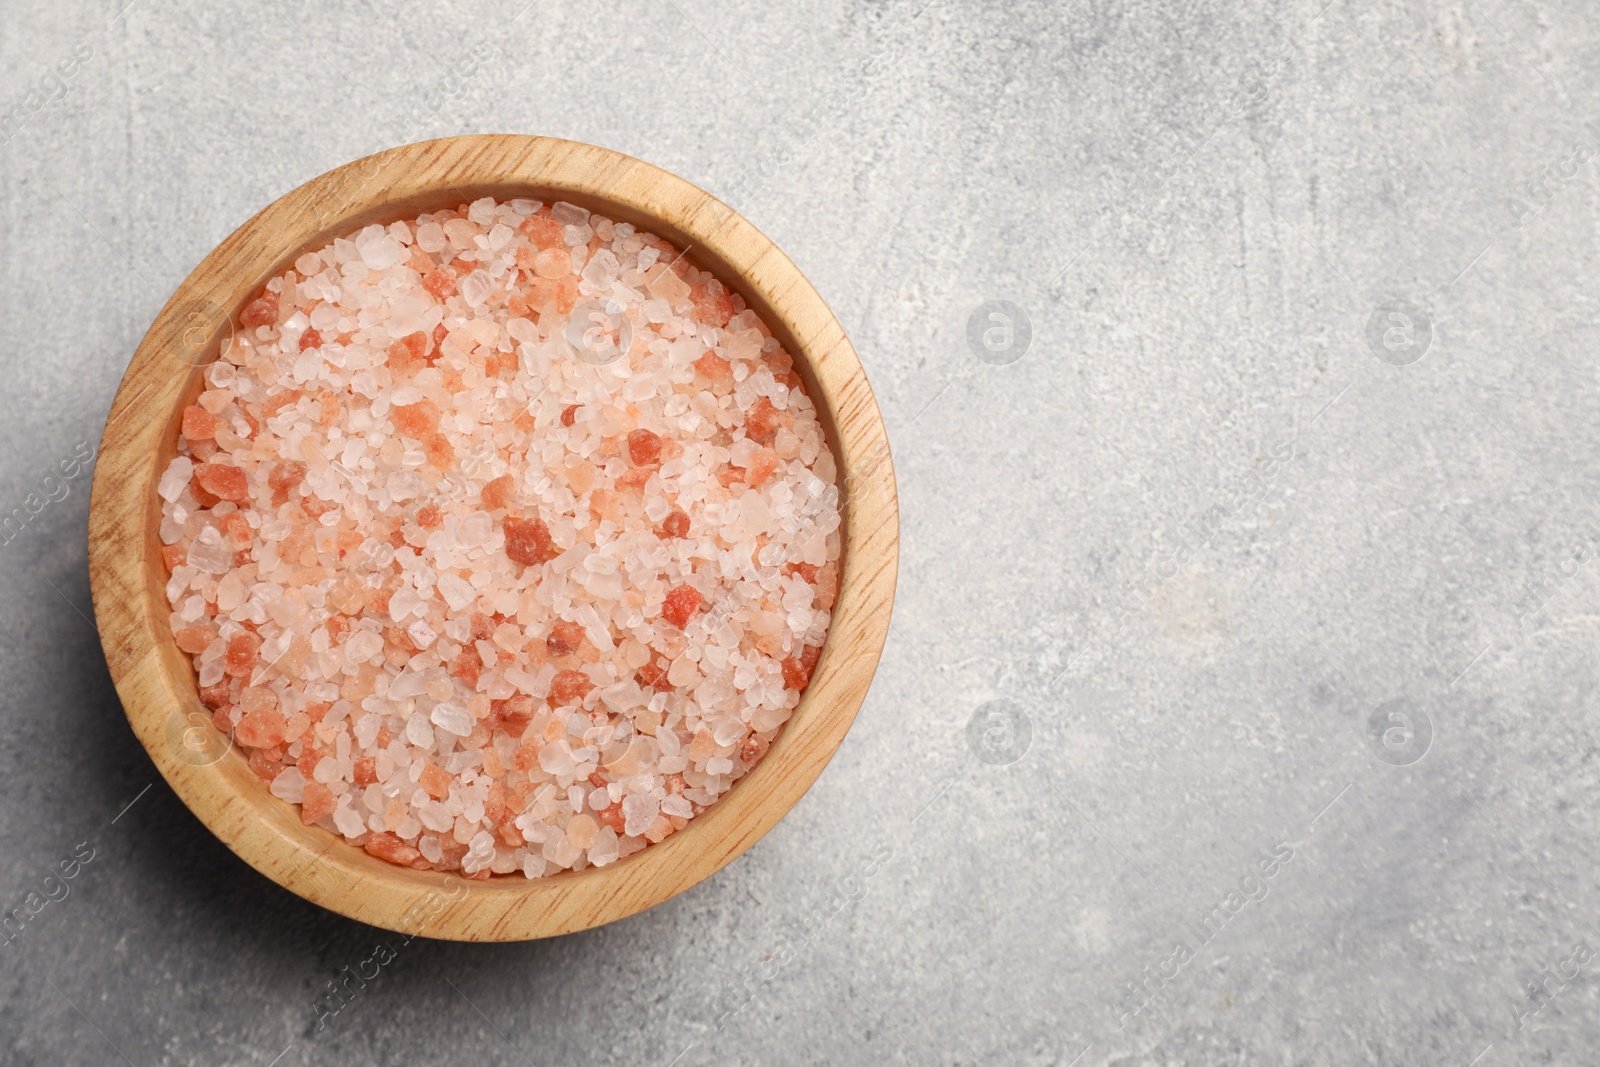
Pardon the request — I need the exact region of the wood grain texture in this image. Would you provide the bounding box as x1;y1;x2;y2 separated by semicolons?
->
86;135;898;941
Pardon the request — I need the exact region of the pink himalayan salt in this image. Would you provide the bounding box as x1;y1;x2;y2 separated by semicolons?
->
157;197;843;879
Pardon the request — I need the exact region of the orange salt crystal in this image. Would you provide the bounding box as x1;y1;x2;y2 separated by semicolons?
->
224;632;260;676
480;474;514;511
352;756;377;786
627;428;663;466
198;681;231;709
324;614;353;646
520;214;564;249
785;561;819;583
260;389;303;421
662;585;703;629
240;291;278;328
694;351;733;380
739;735;771;764
546;621;584;657
556;277;580;314
503;516;555;566
495;694;537;739
300;781;336;825
424;434;454;469
561;404;579;427
533;247;569;279
449;648;480;688
298;327;322;351
418;763;452;800
364;833;422;866
597;802;626;835
744;397;781;443
248;750;280;781
511;737;541;772
782;644;822;691
662;510;690;539
393;399;440;440
174;625;217;655
416;503;442;529
550;669;593;705
746;447;781;487
421;269;456;299
235;705;286;748
218;511;252;550
636;660;669;690
194;461;249;502
181;404;224;441
814;562;839;610
160;543;186;571
315;388;341;429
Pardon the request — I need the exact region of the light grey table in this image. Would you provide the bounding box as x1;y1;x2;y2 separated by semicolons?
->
4;0;1599;1063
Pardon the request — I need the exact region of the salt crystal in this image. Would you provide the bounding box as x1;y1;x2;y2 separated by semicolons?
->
270;768;306;803
431;702;472;737
355;225;403;271
405;712;435;748
187;528;233;575
406;618;438;649
416;222;447;254
344;629;383;665
437;573;475;612
158;456;194;502
551;201;590;226
622;793;658;837
460;270;492;308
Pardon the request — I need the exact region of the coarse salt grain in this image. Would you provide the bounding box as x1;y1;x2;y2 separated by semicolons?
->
158;197;842;878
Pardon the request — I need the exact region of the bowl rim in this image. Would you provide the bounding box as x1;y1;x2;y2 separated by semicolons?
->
86;134;898;941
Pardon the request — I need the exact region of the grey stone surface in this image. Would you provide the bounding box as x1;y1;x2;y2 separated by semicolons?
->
3;0;1600;1063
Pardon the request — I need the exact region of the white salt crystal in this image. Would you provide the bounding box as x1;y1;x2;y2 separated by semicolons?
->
405;712;435;748
355;225;403;270
344;630;384;665
416;222;447;253
270;768;306;803
460;270;492;308
431;702;472;737
354;712;381;748
388;470;422;501
187;527;232;575
407;619;438;649
437;573;475;612
158;456;194;502
622;794;658;836
551;201;590;226
662;794;692;819
538;742;574;776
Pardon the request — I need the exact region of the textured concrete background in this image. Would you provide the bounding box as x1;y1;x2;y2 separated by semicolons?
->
3;0;1600;1063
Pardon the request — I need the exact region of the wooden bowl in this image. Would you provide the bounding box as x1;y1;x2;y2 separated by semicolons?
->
88;135;898;941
